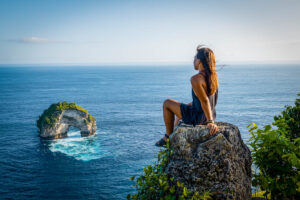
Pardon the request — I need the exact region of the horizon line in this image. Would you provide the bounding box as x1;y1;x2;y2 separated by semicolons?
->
0;60;300;67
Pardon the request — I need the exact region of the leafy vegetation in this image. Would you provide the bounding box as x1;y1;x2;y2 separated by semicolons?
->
251;191;270;199
37;101;95;130
127;140;212;200
247;93;300;200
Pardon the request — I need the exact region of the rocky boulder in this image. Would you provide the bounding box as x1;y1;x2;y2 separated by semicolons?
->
37;102;96;139
165;121;252;200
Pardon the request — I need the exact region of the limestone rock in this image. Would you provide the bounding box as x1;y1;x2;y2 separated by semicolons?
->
37;102;96;139
165;121;252;200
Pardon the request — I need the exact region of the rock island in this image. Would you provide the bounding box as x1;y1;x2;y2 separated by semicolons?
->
37;102;96;139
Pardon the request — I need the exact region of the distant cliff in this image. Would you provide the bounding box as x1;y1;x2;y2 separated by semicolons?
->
37;102;96;139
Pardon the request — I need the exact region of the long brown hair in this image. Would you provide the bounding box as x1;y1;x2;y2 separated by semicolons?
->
196;46;219;96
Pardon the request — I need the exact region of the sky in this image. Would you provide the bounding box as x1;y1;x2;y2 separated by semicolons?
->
0;0;300;65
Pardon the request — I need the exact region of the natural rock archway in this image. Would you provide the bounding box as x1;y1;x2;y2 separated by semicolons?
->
165;121;252;200
37;102;97;139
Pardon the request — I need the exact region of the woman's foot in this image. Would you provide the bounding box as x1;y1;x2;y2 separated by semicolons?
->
155;134;169;147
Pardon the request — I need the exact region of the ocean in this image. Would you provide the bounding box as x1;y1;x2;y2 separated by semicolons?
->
0;64;299;199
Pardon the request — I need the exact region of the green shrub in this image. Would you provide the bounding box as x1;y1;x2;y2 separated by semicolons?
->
247;93;300;200
88;114;95;122
127;141;212;200
252;190;271;199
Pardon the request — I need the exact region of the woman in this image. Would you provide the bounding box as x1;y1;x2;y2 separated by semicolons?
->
155;46;219;147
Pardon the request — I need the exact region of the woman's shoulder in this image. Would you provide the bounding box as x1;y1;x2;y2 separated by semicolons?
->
190;73;208;94
190;72;205;84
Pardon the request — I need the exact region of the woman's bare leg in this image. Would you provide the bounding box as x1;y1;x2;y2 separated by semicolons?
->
174;117;181;128
156;99;183;145
163;99;182;138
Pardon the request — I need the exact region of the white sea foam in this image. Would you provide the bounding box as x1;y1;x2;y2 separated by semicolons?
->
49;131;110;161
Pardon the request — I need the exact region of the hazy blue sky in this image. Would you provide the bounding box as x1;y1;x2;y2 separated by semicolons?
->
0;0;300;64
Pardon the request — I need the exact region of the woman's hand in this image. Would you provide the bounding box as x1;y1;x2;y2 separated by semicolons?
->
207;123;218;135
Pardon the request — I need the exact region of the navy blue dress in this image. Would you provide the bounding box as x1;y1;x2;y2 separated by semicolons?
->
180;85;218;126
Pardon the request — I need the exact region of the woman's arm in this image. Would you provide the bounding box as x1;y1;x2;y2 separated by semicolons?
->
190;76;213;121
190;75;218;135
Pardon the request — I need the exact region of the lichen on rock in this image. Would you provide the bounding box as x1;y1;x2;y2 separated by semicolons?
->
37;102;96;139
165;121;252;200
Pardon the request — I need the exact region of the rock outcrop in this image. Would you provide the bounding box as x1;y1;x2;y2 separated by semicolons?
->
37;102;96;139
165;121;252;200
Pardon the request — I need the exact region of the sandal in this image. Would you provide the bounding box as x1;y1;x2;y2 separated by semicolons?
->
155;134;169;147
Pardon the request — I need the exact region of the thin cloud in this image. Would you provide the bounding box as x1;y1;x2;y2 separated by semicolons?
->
6;37;102;44
21;37;51;43
13;37;52;43
8;37;68;44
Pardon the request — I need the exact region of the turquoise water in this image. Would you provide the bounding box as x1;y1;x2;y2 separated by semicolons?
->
49;130;111;162
0;64;299;199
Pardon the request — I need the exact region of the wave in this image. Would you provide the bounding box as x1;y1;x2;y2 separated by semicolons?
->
49;130;110;162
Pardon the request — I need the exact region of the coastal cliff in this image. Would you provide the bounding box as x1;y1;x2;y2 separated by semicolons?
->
37;102;96;139
166;121;252;199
